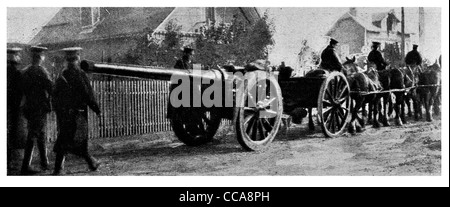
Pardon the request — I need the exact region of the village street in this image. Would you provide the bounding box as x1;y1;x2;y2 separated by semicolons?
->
8;115;441;176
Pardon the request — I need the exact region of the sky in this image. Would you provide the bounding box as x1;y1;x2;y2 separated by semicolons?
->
7;7;442;65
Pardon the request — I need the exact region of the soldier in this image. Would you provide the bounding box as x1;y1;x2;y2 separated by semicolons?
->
7;47;23;171
52;47;101;176
368;42;388;71
405;44;423;67
20;46;52;175
320;38;343;72
174;47;195;70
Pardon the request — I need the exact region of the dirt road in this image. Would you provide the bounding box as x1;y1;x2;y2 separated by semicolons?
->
8;117;441;176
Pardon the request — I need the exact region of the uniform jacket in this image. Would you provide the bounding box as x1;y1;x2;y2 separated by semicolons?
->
368;50;387;71
21;65;53;116
320;45;343;71
7;62;23;111
405;50;423;66
53;64;100;115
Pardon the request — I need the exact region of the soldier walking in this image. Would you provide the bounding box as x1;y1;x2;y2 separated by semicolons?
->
52;47;101;176
20;46;52;175
7;47;23;171
368;42;388;71
320;38;344;72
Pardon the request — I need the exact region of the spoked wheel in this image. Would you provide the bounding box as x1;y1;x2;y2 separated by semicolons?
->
171;107;222;146
317;72;351;138
236;74;283;151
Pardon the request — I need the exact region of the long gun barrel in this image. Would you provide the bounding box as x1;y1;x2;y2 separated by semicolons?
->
80;60;222;82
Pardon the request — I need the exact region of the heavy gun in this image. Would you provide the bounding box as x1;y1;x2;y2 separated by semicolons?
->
81;60;283;151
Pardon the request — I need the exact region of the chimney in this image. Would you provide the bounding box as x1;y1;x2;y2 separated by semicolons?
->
349;7;357;17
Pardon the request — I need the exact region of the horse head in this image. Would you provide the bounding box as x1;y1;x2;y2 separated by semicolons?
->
342;56;358;76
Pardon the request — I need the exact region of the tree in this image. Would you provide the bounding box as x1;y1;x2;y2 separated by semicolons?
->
118;20;184;67
195;11;275;67
119;12;275;68
383;42;403;67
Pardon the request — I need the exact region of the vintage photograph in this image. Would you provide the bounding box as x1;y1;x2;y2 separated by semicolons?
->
4;3;445;183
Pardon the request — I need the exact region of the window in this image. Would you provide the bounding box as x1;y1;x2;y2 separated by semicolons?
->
341;44;350;58
81;7;100;28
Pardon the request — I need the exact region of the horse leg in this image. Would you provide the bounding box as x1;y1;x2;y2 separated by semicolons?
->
400;93;407;124
363;102;373;123
381;94;390;126
348;99;356;134
433;89;441;116
388;94;394;118
425;91;434;122
394;92;404;126
308;107;315;131
405;94;413;118
355;98;365;133
412;90;420;121
372;96;381;128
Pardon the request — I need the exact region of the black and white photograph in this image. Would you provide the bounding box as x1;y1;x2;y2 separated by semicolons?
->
2;0;448;187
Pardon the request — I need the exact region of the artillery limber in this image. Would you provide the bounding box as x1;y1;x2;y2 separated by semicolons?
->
81;60;283;151
278;72;351;137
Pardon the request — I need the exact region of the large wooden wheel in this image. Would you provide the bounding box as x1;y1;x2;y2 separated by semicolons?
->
171;107;222;146
236;74;283;151
317;72;351;137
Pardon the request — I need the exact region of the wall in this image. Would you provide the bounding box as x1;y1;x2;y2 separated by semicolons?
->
327;18;365;59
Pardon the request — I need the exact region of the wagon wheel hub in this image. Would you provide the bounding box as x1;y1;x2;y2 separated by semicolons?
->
256;97;276;110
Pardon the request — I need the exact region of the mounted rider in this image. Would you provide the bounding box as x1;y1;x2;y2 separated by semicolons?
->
320;38;344;72
367;42;387;71
405;44;423;73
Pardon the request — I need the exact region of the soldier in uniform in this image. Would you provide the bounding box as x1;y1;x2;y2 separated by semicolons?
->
405;44;423;67
320;38;343;72
7;47;23;171
368;42;388;71
52;47;101;176
174;47;194;70
20;46;52;175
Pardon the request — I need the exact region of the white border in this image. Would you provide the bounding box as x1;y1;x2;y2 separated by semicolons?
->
2;0;449;187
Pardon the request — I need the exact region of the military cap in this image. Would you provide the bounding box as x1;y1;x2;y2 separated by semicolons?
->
413;44;419;48
61;47;82;61
7;47;22;54
30;46;48;53
61;47;82;54
330;38;339;45
372;42;381;47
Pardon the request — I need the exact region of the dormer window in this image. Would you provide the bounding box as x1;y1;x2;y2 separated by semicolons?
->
81;7;100;28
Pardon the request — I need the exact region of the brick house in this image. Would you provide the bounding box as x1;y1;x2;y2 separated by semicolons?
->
325;8;414;60
29;7;260;74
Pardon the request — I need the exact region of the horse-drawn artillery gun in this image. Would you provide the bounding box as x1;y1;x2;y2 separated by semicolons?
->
81;60;283;151
80;60;354;150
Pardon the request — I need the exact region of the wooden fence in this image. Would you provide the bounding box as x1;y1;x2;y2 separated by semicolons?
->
87;74;172;139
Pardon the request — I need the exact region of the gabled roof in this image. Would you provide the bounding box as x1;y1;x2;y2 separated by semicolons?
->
30;7;261;46
30;7;175;45
326;12;383;36
371;10;400;23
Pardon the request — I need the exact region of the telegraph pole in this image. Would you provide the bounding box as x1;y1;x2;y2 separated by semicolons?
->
401;7;405;61
419;7;425;49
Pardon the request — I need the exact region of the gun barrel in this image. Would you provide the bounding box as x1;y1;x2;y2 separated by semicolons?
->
81;60;221;82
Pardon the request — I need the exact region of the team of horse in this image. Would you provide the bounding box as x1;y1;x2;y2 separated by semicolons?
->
298;56;441;135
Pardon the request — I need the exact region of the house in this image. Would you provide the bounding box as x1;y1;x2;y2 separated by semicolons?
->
325;8;414;59
29;7;260;71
